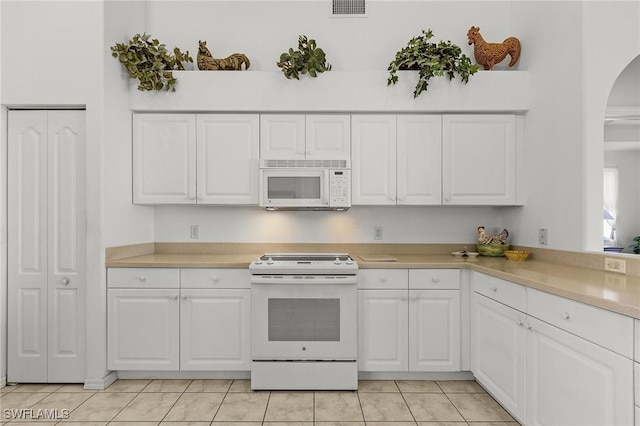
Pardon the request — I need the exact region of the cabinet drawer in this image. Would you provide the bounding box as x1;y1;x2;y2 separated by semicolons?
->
358;269;408;290
181;268;250;289
107;268;180;288
472;272;526;312
527;288;634;358
409;269;460;290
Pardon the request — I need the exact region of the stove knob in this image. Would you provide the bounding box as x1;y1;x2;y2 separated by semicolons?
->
346;259;354;265
334;257;342;265
266;257;274;265
254;259;263;265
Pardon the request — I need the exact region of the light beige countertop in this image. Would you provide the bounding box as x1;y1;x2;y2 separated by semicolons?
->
105;243;640;319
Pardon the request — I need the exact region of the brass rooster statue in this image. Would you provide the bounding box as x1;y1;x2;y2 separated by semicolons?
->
197;40;250;71
477;226;509;245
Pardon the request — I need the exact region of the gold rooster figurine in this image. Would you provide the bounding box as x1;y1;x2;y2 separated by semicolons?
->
197;40;250;71
477;226;509;245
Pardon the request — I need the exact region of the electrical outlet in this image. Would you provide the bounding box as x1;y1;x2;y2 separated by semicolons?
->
538;228;549;245
604;257;626;274
190;225;200;239
374;226;383;240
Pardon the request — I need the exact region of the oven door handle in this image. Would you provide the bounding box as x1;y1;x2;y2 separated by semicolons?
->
251;276;357;285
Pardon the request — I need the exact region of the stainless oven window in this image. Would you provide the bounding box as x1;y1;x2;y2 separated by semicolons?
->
268;298;340;342
267;176;321;199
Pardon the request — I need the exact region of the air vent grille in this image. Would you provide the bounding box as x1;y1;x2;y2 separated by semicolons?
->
332;0;366;16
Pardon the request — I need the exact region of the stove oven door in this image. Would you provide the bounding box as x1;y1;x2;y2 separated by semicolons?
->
251;277;357;360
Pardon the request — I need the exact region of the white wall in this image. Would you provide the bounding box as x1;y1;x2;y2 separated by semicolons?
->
604;150;640;249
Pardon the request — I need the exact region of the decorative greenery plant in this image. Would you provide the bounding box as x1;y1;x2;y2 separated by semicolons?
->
388;29;479;98
110;33;193;92
630;236;640;254
277;35;332;79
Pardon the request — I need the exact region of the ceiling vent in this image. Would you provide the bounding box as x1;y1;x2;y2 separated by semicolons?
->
331;0;366;17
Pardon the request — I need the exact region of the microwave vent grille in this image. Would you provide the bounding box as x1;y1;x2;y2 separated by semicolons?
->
262;159;349;168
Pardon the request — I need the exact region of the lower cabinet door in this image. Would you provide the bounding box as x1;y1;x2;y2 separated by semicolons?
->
409;289;460;372
472;293;526;422
180;289;251;370
358;290;408;371
526;316;633;426
107;289;180;370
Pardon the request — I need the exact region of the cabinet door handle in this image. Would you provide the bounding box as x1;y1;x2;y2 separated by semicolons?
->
516;319;524;327
410;294;419;301
491;286;498;292
211;276;220;283
172;294;178;300
138;276;147;282
182;295;187;300
562;312;571;320
431;277;440;283
379;277;388;283
60;277;70;285
526;324;532;331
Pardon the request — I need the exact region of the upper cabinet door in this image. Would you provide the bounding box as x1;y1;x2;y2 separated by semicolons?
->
305;115;350;160
133;114;197;204
197;114;259;204
442;114;516;205
397;115;442;205
352;115;397;205
260;114;305;159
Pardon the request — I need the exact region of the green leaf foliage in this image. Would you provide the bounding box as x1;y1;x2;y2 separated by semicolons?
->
388;29;479;98
110;33;194;92
276;35;332;80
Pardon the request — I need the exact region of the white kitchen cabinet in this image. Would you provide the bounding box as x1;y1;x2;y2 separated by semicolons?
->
197;114;259;204
409;289;460;371
526;315;633;426
358;289;409;371
352;115;442;205
442;114;517;205
260;114;350;160
8;110;86;383
133;113;197;204
133;113;259;205
472;292;526;423
397;115;442;205
107;288;180;371
351;115;397;204
358;269;461;373
180;289;251;371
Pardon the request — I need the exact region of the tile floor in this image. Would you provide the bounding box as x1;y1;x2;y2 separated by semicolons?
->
0;379;519;425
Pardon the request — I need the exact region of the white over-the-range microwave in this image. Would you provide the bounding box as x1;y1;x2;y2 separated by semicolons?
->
259;159;351;210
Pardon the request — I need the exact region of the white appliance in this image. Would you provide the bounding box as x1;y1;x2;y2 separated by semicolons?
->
250;253;358;390
259;159;351;210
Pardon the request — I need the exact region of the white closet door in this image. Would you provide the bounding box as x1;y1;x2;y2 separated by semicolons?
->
8;110;86;383
47;111;86;382
8;110;49;382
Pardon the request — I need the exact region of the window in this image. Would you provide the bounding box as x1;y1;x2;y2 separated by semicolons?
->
603;167;618;245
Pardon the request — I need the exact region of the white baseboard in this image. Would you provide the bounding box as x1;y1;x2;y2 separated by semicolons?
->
358;371;474;381
84;371;117;390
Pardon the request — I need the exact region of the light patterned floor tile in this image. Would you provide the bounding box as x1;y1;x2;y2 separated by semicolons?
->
437;380;487;394
29;391;95;414
314;423;366;426
314;392;363;422
465;422;520;426
163;392;225;422
227;379;251;392
185;379;232;393
65;392;136;422
0;392;51;409
11;384;63;393
416;422;468;426
358;392;414;422
158;422;210;426
210;422;261;425
213;392;269;422
0;385;19;395
395;380;441;393
55;384;97;393
364;423;417;426
448;393;515;422
264;392;313;422
141;379;191;393
403;393;465;422
107;422;159;426
357;380;400;392
101;379;150;393
111;392;181;422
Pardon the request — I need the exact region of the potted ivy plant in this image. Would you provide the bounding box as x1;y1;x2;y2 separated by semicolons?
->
277;35;331;79
630;236;640;254
388;29;479;98
110;33;193;92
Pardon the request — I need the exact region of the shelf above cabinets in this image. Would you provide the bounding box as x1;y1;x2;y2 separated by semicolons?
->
130;71;530;113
